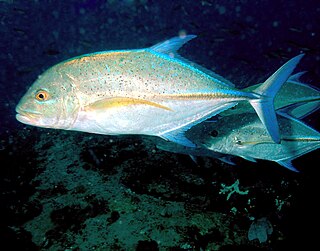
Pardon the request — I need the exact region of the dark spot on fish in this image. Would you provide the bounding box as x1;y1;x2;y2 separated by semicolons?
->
210;130;218;137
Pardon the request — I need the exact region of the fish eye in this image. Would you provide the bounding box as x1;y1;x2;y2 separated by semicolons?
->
234;137;242;145
210;130;218;137
235;140;242;145
35;90;49;101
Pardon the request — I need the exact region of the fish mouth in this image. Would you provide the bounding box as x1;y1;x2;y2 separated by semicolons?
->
15;107;41;125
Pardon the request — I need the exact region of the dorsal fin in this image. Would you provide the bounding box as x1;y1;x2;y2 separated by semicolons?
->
288;71;307;83
149;35;235;87
175;55;235;87
150;35;197;55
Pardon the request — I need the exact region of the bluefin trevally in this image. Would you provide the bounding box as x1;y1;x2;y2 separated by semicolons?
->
157;101;320;172
15;35;303;146
206;107;320;172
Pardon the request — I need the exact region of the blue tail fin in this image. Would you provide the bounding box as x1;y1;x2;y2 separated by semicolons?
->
249;54;304;143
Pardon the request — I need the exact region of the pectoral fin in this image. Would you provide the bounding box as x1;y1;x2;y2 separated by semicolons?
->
85;97;172;111
240;155;257;162
160;130;196;148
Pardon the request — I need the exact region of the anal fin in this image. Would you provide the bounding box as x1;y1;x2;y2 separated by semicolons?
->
277;160;299;172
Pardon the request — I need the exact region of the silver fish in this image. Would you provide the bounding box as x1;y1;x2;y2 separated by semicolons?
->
15;35;303;146
158;102;320;172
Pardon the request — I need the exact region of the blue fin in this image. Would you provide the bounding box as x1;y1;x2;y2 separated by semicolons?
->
276;107;320;141
287;71;307;83
218;156;237;166
240;155;257;163
160;102;236;147
160;130;196;147
150;35;197;55
277;101;320;119
189;155;198;164
149;35;235;88
277;160;299;172
176;55;236;87
249;54;304;143
288;72;320;93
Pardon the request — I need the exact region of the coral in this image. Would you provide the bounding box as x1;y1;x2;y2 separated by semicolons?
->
248;217;273;243
219;179;249;200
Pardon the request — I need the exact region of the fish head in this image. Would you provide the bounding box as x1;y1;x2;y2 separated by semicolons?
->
202;116;259;154
15;66;80;129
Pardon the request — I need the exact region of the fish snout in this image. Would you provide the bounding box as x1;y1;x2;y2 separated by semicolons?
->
15;105;41;125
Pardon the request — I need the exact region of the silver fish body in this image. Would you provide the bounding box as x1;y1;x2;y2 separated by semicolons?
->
15;35;303;146
207;112;319;171
159;102;320;171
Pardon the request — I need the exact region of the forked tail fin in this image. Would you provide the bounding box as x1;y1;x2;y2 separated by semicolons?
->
249;54;305;143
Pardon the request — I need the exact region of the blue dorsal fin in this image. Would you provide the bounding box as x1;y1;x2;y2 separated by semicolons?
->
175;55;235;87
288;71;307;83
149;35;235;88
150;35;197;54
287;72;320;93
